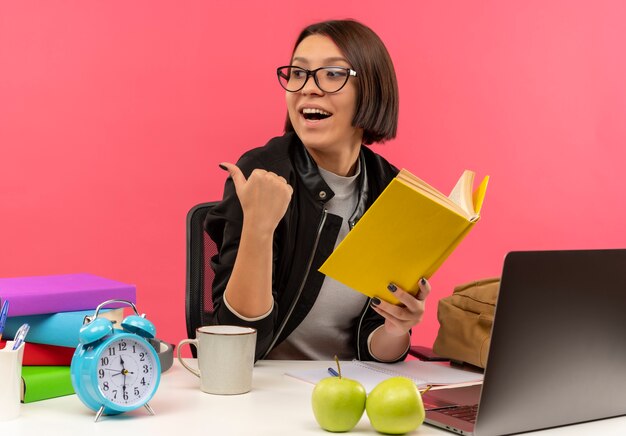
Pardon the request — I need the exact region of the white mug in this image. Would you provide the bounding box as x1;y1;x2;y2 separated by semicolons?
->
177;325;257;395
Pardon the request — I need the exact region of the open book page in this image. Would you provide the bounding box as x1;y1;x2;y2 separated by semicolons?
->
286;360;484;393
396;169;474;219
449;171;490;220
448;170;476;218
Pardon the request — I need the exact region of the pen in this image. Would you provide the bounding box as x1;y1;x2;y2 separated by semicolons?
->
12;323;30;350
420;385;433;395
0;299;9;341
327;367;339;377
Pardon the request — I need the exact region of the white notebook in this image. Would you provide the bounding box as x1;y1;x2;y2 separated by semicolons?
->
286;360;483;393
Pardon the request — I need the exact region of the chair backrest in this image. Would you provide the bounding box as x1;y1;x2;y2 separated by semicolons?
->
185;202;219;341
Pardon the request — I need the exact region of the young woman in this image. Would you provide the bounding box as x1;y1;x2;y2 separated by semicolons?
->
205;19;430;362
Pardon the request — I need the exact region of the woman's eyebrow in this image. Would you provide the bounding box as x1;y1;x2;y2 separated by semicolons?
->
291;56;349;65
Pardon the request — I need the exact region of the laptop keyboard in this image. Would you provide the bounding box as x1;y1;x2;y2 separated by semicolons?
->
437;404;479;423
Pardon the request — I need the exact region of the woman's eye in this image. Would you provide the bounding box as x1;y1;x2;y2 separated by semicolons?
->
291;69;307;79
325;69;347;79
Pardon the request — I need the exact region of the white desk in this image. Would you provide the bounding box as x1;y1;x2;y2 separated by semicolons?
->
2;359;626;436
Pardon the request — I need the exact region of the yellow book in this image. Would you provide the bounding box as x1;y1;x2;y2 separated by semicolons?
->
319;169;489;305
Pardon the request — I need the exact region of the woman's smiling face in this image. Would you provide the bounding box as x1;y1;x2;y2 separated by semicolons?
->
286;34;363;155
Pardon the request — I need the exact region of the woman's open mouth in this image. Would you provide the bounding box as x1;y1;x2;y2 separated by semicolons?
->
302;108;332;121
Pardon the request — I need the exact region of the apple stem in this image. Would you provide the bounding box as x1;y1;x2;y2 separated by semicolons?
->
334;355;342;379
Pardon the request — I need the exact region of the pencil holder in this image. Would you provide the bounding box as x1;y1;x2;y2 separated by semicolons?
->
0;340;25;421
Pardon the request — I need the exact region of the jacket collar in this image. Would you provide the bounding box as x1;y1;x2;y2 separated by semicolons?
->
292;134;369;223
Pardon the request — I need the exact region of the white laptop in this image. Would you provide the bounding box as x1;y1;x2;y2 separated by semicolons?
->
423;249;626;435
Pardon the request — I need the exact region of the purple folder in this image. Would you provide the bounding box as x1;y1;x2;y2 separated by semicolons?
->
0;273;136;316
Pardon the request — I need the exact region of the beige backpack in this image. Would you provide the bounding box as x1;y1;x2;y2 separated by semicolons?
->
433;277;500;368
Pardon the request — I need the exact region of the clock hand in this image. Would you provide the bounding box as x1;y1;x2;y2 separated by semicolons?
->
119;355;129;386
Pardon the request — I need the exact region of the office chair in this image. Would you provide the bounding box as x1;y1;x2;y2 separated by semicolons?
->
185;201;219;349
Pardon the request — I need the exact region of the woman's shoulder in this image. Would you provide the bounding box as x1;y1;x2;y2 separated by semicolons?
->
361;145;399;181
236;132;299;177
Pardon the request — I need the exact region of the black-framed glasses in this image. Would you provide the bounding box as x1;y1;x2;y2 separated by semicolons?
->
276;65;357;93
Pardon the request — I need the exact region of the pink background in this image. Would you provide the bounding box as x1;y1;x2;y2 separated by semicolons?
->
2;1;625;355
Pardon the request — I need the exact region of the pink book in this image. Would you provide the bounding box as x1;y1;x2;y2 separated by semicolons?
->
0;273;136;316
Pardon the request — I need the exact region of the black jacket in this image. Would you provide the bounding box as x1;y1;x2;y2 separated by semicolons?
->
204;132;404;361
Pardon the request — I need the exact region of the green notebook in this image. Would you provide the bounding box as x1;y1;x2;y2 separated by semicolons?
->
21;366;75;403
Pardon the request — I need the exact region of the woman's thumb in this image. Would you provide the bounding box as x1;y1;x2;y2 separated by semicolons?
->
219;162;246;189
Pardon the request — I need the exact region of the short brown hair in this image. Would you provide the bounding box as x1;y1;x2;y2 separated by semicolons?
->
283;19;399;145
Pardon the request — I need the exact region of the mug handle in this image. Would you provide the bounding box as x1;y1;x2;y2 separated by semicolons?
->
177;338;200;378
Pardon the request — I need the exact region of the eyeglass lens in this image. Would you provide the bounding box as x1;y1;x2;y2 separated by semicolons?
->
277;66;353;93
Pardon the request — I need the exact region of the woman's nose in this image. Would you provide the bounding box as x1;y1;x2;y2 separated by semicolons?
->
300;74;324;96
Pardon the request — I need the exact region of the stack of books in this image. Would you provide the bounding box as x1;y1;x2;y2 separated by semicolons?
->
0;273;136;403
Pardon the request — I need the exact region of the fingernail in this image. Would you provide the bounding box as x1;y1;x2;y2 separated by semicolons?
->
218;163;227;171
420;278;427;286
370;298;381;307
387;283;397;292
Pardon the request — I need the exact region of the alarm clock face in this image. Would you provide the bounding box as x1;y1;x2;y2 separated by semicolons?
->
96;336;159;408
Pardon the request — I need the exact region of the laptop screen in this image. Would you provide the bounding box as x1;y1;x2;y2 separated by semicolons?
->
474;249;626;435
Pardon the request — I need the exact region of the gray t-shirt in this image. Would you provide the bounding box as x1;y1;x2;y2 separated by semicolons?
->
267;162;368;360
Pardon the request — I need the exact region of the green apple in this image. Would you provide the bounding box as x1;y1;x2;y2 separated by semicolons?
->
366;377;425;434
311;376;367;432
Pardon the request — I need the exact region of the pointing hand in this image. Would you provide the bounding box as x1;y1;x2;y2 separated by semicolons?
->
220;162;293;234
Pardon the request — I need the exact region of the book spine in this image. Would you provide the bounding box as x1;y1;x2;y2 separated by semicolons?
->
3;308;123;348
6;286;136;317
0;340;74;366
21;366;74;403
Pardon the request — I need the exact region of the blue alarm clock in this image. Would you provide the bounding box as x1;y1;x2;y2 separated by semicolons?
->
71;299;161;422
